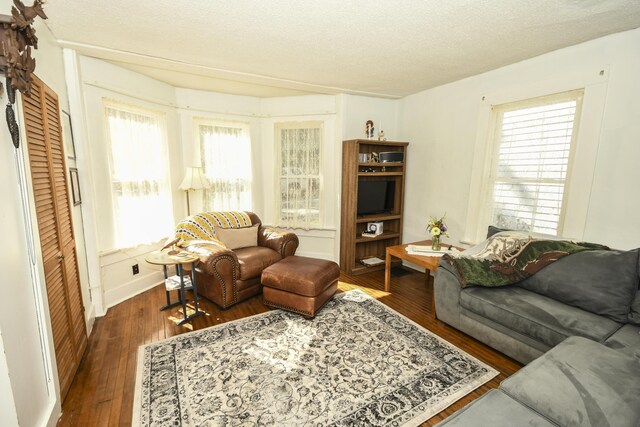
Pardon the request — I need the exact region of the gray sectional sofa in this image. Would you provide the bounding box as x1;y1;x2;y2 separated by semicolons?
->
434;230;640;426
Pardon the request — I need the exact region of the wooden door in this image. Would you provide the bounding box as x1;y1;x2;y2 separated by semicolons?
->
22;75;87;400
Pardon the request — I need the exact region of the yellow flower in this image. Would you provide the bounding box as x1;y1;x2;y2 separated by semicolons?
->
430;227;441;236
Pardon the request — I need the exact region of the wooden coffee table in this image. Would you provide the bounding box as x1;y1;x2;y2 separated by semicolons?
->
385;240;461;317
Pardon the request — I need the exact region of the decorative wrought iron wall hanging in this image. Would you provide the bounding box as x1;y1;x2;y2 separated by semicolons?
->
0;0;47;148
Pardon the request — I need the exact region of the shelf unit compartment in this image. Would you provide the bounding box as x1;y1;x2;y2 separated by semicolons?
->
356;213;402;223
340;139;409;275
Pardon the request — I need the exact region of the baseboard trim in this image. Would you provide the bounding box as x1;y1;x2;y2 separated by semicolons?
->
43;399;60;427
104;271;164;309
84;303;96;335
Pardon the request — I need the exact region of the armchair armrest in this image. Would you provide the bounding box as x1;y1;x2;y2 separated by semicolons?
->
258;227;299;258
182;240;238;277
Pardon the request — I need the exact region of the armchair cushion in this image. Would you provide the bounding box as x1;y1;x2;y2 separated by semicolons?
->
216;224;259;250
236;246;282;280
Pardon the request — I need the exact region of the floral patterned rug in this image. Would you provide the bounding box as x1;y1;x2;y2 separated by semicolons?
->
133;290;497;426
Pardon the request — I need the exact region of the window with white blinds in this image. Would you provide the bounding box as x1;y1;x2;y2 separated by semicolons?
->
489;90;583;235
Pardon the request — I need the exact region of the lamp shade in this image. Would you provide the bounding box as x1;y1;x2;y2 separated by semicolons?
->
179;167;209;191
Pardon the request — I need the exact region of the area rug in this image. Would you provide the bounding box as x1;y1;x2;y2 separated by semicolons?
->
133;289;497;426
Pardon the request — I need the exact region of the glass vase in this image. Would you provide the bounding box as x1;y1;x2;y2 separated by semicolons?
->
431;235;441;251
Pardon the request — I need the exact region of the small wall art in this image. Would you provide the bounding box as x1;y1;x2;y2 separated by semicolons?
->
69;167;81;206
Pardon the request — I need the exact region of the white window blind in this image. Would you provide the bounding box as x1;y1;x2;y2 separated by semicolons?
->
199;121;252;211
104;102;173;248
276;122;322;229
489;90;583;236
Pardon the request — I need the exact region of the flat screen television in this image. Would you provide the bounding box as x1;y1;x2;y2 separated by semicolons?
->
357;179;395;215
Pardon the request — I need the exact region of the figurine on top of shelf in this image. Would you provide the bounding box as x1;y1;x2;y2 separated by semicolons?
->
365;120;375;139
378;130;387;141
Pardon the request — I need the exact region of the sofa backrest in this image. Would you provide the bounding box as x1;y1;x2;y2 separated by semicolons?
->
175;211;257;243
518;248;640;324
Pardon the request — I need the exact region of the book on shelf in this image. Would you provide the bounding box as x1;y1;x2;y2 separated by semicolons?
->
164;275;193;291
361;231;378;238
360;257;385;266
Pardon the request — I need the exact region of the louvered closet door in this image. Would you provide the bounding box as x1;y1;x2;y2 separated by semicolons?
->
22;75;87;401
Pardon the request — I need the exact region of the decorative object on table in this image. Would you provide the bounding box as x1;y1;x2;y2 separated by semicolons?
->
378;129;387;141
69;167;81;206
365;119;374;139
362;221;383;237
358;152;370;162
178;166;210;216
133;289;497;427
427;212;449;251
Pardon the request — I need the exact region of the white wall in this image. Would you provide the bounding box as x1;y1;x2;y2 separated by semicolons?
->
69;56;182;309
260;95;340;259
399;28;640;250
341;94;400;141
0;5;76;425
175;88;262;215
70;58;391;306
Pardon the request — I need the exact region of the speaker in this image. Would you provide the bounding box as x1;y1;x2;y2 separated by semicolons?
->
379;151;404;163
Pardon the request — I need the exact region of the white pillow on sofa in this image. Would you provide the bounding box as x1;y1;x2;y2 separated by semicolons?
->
215;225;258;250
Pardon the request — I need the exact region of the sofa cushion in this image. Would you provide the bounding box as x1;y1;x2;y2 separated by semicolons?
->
630;291;640;325
215;224;259;250
603;324;640;359
518;249;639;323
460;286;621;348
500;336;640;427
235;246;281;280
435;389;556;427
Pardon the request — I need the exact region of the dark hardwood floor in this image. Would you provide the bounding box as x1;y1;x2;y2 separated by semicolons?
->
58;268;522;426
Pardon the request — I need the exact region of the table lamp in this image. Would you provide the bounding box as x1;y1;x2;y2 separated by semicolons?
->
179;166;209;215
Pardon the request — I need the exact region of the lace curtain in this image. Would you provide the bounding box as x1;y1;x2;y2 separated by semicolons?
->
200;123;252;211
277;124;321;229
104;104;173;248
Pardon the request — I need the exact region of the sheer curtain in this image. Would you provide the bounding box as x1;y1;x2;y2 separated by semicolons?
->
277;123;322;229
199;123;252;211
105;103;173;248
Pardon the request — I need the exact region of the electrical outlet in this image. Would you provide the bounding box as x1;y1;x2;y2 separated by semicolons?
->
132;264;139;275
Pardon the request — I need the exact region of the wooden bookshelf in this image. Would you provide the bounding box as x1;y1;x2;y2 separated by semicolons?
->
340;139;409;275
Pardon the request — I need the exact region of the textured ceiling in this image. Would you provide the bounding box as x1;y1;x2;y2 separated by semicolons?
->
44;0;640;98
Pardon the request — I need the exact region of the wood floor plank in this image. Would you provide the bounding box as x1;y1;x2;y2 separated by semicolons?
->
58;267;522;426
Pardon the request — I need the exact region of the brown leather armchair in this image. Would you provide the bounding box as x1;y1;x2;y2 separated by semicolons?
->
182;212;299;309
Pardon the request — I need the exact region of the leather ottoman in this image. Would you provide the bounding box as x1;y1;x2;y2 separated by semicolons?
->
261;256;339;318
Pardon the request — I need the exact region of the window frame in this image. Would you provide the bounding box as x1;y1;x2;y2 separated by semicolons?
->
483;90;584;237
102;99;173;249
274;120;324;229
195;117;253;212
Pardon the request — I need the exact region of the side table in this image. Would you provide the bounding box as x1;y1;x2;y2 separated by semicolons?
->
145;250;205;325
385;240;462;318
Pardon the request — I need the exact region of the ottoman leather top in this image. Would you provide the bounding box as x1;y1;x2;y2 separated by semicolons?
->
262;256;340;297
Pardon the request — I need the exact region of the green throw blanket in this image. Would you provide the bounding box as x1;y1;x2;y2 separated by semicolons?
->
442;232;609;288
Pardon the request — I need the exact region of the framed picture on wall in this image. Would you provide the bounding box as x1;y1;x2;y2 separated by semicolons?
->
69;167;81;206
61;110;76;160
